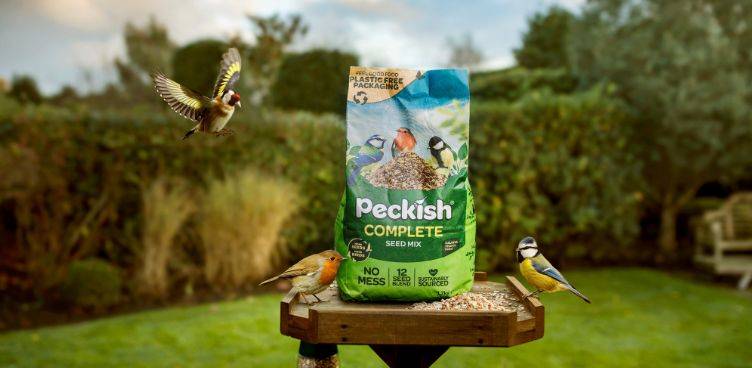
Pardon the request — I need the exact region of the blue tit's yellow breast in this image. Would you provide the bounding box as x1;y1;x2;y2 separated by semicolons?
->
520;259;563;292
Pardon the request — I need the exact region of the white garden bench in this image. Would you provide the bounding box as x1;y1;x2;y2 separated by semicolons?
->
694;193;752;290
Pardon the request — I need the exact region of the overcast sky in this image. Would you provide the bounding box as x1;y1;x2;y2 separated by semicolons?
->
0;0;584;93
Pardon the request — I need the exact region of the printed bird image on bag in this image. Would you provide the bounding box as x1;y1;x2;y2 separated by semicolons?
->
335;67;476;301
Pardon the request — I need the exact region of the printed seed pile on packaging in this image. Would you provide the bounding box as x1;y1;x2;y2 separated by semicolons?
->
365;152;448;190
335;67;476;302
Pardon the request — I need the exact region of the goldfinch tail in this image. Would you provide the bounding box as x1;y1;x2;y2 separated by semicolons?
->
567;285;591;303
181;128;198;140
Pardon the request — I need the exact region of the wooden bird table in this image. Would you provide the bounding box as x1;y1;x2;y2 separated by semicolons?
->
280;272;544;368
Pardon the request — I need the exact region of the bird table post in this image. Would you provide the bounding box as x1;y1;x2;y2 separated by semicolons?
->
280;272;545;368
297;341;339;368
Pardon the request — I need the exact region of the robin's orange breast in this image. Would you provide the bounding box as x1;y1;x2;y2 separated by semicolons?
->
396;136;416;150
318;261;338;286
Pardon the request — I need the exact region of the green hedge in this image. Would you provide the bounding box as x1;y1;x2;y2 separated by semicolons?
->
470;87;641;268
1;84;643;300
0;102;344;298
471;67;577;102
271;49;358;115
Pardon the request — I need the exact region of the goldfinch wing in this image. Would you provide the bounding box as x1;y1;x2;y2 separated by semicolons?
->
153;72;210;122
212;48;241;98
531;256;570;285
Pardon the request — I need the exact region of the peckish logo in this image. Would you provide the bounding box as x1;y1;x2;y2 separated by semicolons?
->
355;198;453;220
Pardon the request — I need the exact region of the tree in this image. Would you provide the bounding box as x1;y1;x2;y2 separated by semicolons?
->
123;17;175;77
447;33;484;70
514;6;574;69
9;75;43;104
49;85;79;106
471;67;577;101
116;17;175;102
569;0;752;259
271;49;358;115
172;40;229;96
247;14;308;105
0;77;8;94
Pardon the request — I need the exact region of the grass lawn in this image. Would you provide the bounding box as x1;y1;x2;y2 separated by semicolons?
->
1;268;750;367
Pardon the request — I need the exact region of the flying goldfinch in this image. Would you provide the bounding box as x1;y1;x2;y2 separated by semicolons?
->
153;48;242;139
517;237;591;303
259;250;345;304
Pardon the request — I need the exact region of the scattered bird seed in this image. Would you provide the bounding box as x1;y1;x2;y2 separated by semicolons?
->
366;152;447;190
410;289;526;312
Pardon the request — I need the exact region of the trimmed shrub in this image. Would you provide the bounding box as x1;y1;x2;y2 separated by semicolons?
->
471;67;576;102
0;105;343;299
60;259;122;309
471;86;641;268
271;49;358;115
0;83;643;299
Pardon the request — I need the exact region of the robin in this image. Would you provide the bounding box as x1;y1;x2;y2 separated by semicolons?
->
391;127;417;158
259;250;345;304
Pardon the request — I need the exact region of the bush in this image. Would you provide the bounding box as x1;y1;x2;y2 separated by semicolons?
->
172;40;229;96
471;86;641;268
471;67;576;102
137;178;195;299
199;168;300;291
60;259;122;309
8;75;43;105
0;83;643;299
0;105;343;300
271;49;358;115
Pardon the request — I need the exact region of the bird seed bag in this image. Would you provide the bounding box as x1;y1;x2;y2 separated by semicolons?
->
335;67;476;301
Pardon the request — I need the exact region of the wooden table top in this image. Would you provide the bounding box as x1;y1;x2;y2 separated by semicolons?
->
280;273;544;347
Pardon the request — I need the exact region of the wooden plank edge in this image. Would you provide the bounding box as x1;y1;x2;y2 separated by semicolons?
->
308;308;320;343
505;276;545;343
280;290;294;336
505;276;543;309
314;310;514;347
281;289;316;341
474;271;488;281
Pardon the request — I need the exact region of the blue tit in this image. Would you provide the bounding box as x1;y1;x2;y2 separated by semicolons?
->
428;136;456;169
517;237;591;303
347;134;387;185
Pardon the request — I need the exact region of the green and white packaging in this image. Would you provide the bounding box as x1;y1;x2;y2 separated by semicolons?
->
335;67;476;301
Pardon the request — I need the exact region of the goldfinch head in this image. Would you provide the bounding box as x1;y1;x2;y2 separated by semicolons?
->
222;89;241;108
516;236;539;262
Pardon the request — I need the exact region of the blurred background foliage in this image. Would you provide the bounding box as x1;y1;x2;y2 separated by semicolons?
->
2;0;752;328
172;40;230;96
472;86;641;270
272;49;358;115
